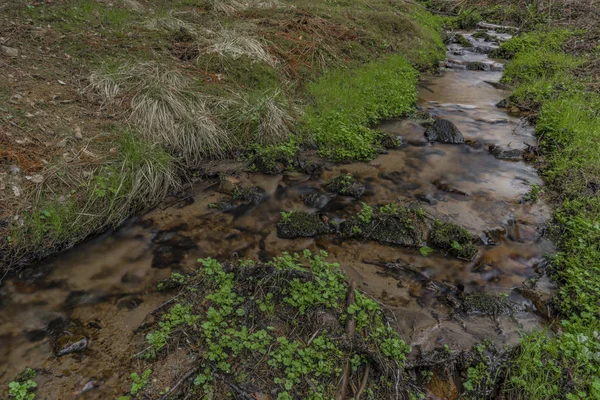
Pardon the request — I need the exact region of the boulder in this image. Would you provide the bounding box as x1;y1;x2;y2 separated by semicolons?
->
425;119;464;144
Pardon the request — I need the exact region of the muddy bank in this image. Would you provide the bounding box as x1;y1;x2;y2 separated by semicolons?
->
0;27;555;399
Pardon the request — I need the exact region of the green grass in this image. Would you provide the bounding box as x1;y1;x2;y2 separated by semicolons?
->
304;55;419;161
498;29;600;399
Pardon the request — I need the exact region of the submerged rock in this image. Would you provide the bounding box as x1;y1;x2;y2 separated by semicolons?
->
466;61;489;71
489;145;523;160
301;190;332;209
461;293;522;316
495;98;511;108
425;119;465;144
341;203;428;248
326;174;365;198
48;318;89;357
277;211;329;239
428;220;478;259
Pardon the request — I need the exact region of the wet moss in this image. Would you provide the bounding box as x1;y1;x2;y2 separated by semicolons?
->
461;293;519;316
456;34;473;48
326;174;365;198
341;203;427;248
277;211;329;239
428;220;478;259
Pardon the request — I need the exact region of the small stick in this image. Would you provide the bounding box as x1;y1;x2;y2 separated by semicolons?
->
159;365;199;400
335;281;357;400
356;365;370;400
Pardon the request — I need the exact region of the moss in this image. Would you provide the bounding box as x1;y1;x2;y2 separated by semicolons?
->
326;174;365;198
456;34;473;48
248;139;299;174
341;203;427;248
428;220;478;259
461;293;516;316
277;211;329;239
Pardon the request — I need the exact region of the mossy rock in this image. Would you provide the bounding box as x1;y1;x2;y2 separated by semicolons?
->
376;131;403;149
341;203;427;248
456;34;473;48
277;211;330;239
461;293;522;316
326;174;365;198
428;220;478;259
466;61;488;71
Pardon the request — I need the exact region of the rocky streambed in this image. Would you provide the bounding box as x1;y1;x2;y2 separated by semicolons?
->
0;24;555;399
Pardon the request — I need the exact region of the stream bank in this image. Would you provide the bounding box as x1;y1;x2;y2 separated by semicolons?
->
1;24;557;399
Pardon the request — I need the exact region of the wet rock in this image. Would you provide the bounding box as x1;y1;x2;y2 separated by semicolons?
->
341;204;428;248
301;190;332;209
428;220;478;259
64;290;103;308
25;329;47;342
376;131;403;149
428;373;459;400
326;174;365;198
489;144;523;160
496;98;511;108
515;287;554;319
277;211;329;239
48;318;89;357
432;179;468;196
233;186;266;205
298;159;323;178
466;61;489;71
424;119;464;144
415;193;438;205
461;293;522;316
117;296;144;311
481;226;506;245
1;45;19;57
151;228;197;269
484;81;511;91
218;175;242;194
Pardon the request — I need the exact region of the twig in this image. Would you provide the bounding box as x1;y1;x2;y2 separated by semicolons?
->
159;365;199;400
335;281;357;400
355;365;370;400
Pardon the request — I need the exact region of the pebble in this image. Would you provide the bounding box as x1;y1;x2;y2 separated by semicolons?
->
0;45;19;57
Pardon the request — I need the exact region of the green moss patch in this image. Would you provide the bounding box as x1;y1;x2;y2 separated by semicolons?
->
277;211;330;239
326;174;365;198
428;220;478;260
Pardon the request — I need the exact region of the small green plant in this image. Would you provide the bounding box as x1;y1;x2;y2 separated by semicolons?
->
130;369;152;396
357;202;373;224
144;304;199;359
522;184;542;203
8;377;37;400
280;211;292;223
420;246;435;257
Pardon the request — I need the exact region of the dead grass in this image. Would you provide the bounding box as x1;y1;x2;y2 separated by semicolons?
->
89;62;233;163
199;26;275;66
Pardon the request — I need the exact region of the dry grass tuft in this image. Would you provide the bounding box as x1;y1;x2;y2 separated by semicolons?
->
227;90;298;145
89;62;233;164
208;0;285;15
199;27;275;65
143;10;197;34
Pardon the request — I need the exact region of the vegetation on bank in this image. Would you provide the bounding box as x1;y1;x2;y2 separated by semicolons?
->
126;251;412;399
488;25;600;400
0;0;445;271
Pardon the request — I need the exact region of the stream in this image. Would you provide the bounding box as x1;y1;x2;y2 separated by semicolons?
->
0;28;554;399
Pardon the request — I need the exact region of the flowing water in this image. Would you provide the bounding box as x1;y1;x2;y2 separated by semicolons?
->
0;30;554;398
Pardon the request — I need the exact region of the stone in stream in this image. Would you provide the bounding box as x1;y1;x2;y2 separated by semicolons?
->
496;98;511;108
48;318;90;357
276;211;330;239
326;174;365;198
424;119;464;144
485;81;511;91
300;189;332;209
461;293;523;316
428;220;479;260
489;144;523;160
466;61;489;71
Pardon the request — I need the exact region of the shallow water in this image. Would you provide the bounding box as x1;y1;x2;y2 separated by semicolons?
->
0;33;554;398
